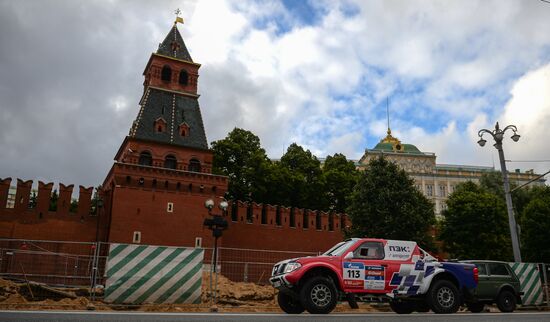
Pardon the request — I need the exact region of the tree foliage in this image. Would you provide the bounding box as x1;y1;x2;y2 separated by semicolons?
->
279;143;325;209
211;128;272;202
347;156;435;248
322;153;359;213
520;186;550;263
439;182;512;260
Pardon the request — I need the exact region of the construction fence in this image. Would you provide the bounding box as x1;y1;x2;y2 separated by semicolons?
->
0;238;549;307
0;238;315;304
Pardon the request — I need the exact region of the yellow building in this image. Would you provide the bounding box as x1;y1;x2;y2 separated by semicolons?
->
358;128;545;217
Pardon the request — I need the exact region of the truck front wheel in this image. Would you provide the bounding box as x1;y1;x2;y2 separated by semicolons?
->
299;276;337;314
277;291;305;314
427;279;460;314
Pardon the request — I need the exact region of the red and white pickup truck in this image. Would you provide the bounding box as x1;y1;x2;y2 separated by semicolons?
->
270;238;478;314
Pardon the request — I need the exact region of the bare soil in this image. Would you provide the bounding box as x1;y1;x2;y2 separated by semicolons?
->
0;275;382;312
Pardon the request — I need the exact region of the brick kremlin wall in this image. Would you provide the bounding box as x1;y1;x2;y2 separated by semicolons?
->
0;177;105;242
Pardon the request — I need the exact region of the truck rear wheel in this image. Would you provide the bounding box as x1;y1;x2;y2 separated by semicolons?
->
299;276;337;314
427;279;460;314
277;291;305;314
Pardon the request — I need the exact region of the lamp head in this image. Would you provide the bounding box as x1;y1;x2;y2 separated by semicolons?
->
219;200;229;211
511;133;520;142
477;138;487;147
204;199;215;210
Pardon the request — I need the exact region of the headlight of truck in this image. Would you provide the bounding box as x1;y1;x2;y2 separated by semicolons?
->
284;262;301;273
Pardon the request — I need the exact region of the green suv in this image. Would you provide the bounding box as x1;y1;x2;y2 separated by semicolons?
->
462;260;522;313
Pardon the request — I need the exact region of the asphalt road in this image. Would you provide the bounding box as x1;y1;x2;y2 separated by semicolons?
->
1;311;549;322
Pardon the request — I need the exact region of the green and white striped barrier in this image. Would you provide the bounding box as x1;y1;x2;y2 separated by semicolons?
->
104;243;204;304
509;262;543;306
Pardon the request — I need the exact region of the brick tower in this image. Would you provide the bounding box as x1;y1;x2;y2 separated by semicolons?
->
102;21;228;247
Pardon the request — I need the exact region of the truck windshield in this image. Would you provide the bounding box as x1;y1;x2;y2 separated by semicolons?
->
323;239;358;256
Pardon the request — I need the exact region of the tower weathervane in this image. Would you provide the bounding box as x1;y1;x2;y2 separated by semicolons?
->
174;8;184;24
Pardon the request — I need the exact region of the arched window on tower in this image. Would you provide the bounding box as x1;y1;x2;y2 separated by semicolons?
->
179;123;189;137
178;70;189;85
138;151;152;166
161;65;172;81
164;155;177;169
188;158;201;172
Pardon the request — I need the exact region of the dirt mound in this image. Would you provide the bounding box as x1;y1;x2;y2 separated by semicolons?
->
202;272;276;305
0;278;94;310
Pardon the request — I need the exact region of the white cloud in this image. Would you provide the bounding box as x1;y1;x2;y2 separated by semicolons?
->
1;0;550;187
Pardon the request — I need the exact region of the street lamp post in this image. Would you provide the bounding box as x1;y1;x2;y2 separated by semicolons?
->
203;198;228;310
477;122;522;262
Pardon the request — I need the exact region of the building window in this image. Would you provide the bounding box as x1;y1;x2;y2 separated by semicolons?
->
179;123;189;137
195;237;202;248
161;65;171;81
178;70;189;85
439;185;446;197
138;151;152;166
154;118;166;133
426;184;433;197
188;158;201;172
164;155;177;169
167;202;174;213
133;231;141;244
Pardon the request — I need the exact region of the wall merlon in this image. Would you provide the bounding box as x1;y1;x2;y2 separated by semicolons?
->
58;184;74;216
0;178;12;210
15;179;33;213
78;186;94;217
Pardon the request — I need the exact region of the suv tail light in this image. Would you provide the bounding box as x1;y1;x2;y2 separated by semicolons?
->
473;266;479;284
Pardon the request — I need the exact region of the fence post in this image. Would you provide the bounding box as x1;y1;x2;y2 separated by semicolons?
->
90;242;100;301
543;263;550;308
244;262;248;283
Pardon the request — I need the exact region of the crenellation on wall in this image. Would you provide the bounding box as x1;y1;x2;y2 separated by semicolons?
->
36;181;54;217
77;186;94;218
57;183;74;216
15;179;33;213
0;178;12;209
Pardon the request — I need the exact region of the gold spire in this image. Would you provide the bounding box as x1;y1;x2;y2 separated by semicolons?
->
379;97;403;151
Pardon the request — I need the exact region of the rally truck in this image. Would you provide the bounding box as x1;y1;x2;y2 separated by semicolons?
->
269;238;478;314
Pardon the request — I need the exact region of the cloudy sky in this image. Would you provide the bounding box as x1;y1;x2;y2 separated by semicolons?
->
1;0;550;189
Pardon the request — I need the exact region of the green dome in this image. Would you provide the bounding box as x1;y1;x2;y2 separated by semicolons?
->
372;142;422;154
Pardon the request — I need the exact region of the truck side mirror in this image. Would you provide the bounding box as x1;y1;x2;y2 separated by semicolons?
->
344;252;353;260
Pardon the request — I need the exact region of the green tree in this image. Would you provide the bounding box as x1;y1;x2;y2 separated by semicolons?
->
520;186;550;262
279;143;326;209
439;181;512;260
322;153;359;213
49;189;58;211
211;128;272;202
347;156;435;248
480;171;532;216
28;191;37;209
